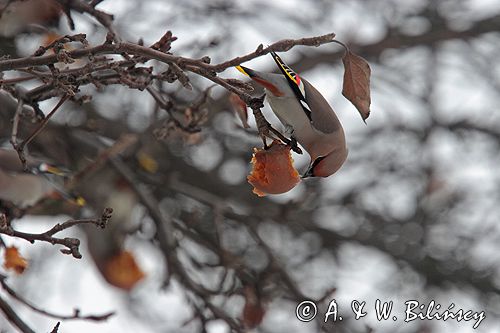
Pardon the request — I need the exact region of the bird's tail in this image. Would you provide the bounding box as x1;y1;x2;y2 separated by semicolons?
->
49;183;86;206
39;164;86;206
235;65;248;76
235;65;258;77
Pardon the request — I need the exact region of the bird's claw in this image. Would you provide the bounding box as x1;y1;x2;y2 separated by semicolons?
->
257;121;301;153
261;136;269;150
288;137;302;154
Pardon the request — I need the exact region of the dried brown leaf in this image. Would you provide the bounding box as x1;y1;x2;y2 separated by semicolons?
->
242;285;266;328
4;246;28;274
229;93;250;128
103;251;145;290
342;50;371;122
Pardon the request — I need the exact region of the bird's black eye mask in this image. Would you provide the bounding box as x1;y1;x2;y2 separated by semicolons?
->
311;155;326;169
303;155;326;178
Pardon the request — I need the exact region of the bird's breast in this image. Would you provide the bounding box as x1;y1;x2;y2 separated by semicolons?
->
266;94;309;129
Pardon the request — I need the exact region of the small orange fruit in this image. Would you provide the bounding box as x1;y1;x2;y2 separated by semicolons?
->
247;141;301;196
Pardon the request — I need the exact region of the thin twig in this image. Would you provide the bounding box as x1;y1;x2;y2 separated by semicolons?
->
89;0;106;7
33;33;88;57
55;0;117;40
0;209;112;259
0;34;338;73
0;295;35;333
21;94;69;149
7;94;66;170
50;322;60;333
146;87;200;133
10;94;69;169
0;76;38;84
0;276;114;322
9;99;23;152
212;33;337;71
109;156;176;286
70;133;138;186
245;225;307;300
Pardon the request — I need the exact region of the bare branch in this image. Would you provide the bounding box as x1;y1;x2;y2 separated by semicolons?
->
0;295;35;333
0;209;112;259
212;32;337;71
0;275;114;322
56;0;117;39
109;157;176;285
9;99;23;161
0;33;338;74
13;94;70;165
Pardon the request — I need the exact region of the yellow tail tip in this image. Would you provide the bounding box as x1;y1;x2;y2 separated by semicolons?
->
137;152;159;174
74;196;86;207
235;65;248;76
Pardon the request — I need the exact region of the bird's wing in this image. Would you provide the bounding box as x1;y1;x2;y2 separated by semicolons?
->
303;79;342;134
270;53;342;134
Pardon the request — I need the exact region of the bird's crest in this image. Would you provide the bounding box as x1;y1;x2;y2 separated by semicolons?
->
271;51;311;119
271;51;301;87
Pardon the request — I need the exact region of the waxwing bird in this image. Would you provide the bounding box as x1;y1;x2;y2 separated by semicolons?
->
236;52;347;178
0;148;80;208
0;148;67;175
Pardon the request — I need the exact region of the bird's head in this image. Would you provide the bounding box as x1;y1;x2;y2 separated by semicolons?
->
236;65;285;97
303;148;348;178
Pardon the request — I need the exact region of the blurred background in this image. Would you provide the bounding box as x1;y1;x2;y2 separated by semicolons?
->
1;0;500;332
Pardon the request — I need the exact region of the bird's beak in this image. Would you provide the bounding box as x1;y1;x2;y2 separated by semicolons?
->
301;166;314;178
302;156;327;178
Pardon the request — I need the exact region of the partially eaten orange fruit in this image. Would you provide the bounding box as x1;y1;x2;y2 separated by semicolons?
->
247;141;301;196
